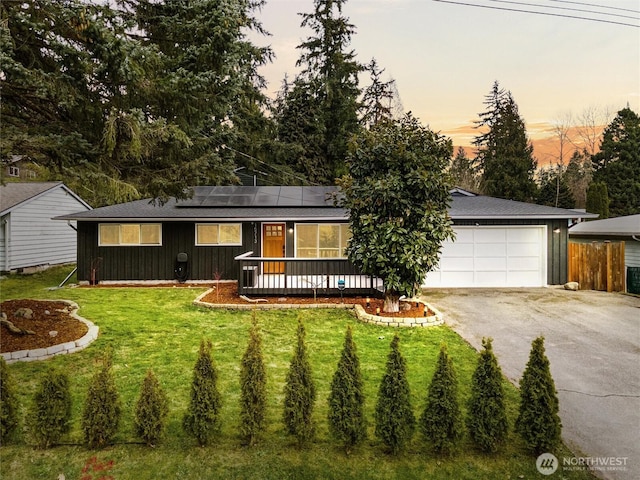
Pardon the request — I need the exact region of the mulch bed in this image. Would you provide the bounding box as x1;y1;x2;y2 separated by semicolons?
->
1;299;88;353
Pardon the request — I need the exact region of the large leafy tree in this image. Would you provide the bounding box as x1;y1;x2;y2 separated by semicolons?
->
591;107;640;217
1;0;271;205
276;0;361;184
339;114;454;312
473;81;538;202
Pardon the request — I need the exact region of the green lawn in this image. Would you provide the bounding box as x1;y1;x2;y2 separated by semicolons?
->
0;266;594;479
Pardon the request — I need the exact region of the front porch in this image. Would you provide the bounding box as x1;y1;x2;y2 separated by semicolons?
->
235;252;383;296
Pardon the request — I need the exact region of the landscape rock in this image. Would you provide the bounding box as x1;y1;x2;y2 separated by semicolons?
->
564;282;580;291
14;307;34;319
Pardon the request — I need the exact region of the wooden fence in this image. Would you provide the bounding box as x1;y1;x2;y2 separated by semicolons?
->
568;242;625;292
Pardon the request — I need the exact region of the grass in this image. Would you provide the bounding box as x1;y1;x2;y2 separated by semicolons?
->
0;266;595;479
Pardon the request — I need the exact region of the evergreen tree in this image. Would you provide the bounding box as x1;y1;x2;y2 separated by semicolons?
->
283;319;316;447
338;113;454;312
586;181;610;219
592;107;640;216
183;339;222;446
449;146;480;192
515;337;562;454
419;344;463;454
239;314;267;446
466;338;508;453
277;0;362;184
0;356;19;445
134;369;169;447
328;325;366;454
82;349;121;448
473;81;538;202
360;59;402;128
564;150;592;209
536;166;575;209
374;335;415;454
28;368;73;449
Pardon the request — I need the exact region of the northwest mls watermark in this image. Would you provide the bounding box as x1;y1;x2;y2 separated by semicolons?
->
536;453;629;475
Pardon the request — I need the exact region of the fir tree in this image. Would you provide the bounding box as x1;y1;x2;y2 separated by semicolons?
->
283;319;316;447
419;344;463;454
239;313;267;446
449;146;480;192
134;369;169;447
374;334;415;454
82;349;121;448
0;356;19;445
328;325;366;454
586;182;610;219
28;368;72;449
183;339;222;447
515;336;562;454
466;338;508;453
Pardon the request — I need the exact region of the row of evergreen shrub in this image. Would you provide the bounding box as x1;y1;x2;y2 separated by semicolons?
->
0;317;560;455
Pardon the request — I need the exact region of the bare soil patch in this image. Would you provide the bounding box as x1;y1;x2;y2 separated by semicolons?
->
1;300;88;353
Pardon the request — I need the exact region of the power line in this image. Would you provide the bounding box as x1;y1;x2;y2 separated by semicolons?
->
487;0;639;20
547;0;640;14
433;0;640;27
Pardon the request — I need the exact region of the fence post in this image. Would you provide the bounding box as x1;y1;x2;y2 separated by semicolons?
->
606;242;613;293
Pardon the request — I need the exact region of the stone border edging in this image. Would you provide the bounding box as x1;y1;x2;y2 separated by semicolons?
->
1;300;99;364
193;289;444;328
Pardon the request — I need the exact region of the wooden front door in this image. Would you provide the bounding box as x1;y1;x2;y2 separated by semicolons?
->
263;223;285;273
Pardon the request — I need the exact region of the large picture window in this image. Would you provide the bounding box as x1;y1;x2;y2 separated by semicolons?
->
99;224;162;246
295;224;350;258
195;223;242;245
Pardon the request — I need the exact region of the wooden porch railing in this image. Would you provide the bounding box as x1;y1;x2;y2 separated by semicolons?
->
235;251;381;296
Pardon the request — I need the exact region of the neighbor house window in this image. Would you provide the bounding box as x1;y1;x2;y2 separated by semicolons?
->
295;224;350;258
98;224;162;246
8;166;19;177
195;223;242;245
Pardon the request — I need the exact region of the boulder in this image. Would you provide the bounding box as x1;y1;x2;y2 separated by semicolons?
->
564;282;580;291
13;307;34;319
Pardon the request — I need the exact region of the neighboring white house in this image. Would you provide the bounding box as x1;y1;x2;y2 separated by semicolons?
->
0;182;91;272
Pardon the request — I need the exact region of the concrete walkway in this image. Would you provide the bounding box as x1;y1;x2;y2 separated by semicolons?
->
422;287;640;480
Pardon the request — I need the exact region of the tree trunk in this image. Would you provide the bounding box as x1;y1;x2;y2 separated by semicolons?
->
383;291;400;313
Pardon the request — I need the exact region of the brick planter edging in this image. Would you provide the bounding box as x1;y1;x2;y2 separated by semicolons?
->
193;289;444;328
1;300;99;364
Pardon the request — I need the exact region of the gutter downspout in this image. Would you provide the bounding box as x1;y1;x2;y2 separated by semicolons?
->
632;235;640;242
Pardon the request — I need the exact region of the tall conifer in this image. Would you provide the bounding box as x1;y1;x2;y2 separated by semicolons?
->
183;339;222;446
0;356;19;445
28;368;72;449
374;334;415;454
134;369;169;447
240;313;267;446
328;325;366;453
419;344;463;454
466;338;508;453
283;319;316;447
516;336;562;454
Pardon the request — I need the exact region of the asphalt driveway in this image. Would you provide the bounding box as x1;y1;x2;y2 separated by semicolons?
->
422;287;640;480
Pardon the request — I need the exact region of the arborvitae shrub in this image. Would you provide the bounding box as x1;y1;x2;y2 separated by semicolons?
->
239;313;267;446
81;349;121;448
328;325;366;454
466;338;508;453
134;369;169;447
419;343;463;454
374;334;415;454
183;339;222;446
516;336;562;454
283;319;316;447
0;356;19;445
28;368;72;448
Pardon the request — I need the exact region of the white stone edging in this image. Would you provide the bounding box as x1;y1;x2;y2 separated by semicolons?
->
193;289;444;328
1;300;99;364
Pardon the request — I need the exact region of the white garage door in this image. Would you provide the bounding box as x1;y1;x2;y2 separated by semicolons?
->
423;226;547;288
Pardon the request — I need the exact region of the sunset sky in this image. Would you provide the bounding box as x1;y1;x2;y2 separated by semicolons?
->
251;0;640;166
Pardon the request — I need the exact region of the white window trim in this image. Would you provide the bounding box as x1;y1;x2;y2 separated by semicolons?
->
195;223;243;246
294;223;350;259
98;223;162;246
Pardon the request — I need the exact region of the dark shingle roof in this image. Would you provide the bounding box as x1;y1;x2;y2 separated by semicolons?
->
55;186;596;221
569;214;640;236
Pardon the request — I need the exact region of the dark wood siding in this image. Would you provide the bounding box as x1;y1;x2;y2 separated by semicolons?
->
452;219;568;285
77;221;256;282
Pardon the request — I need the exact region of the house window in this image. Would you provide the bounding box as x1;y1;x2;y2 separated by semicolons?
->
98;224;162;246
295;224;350;258
8;166;19;177
195;223;242;245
